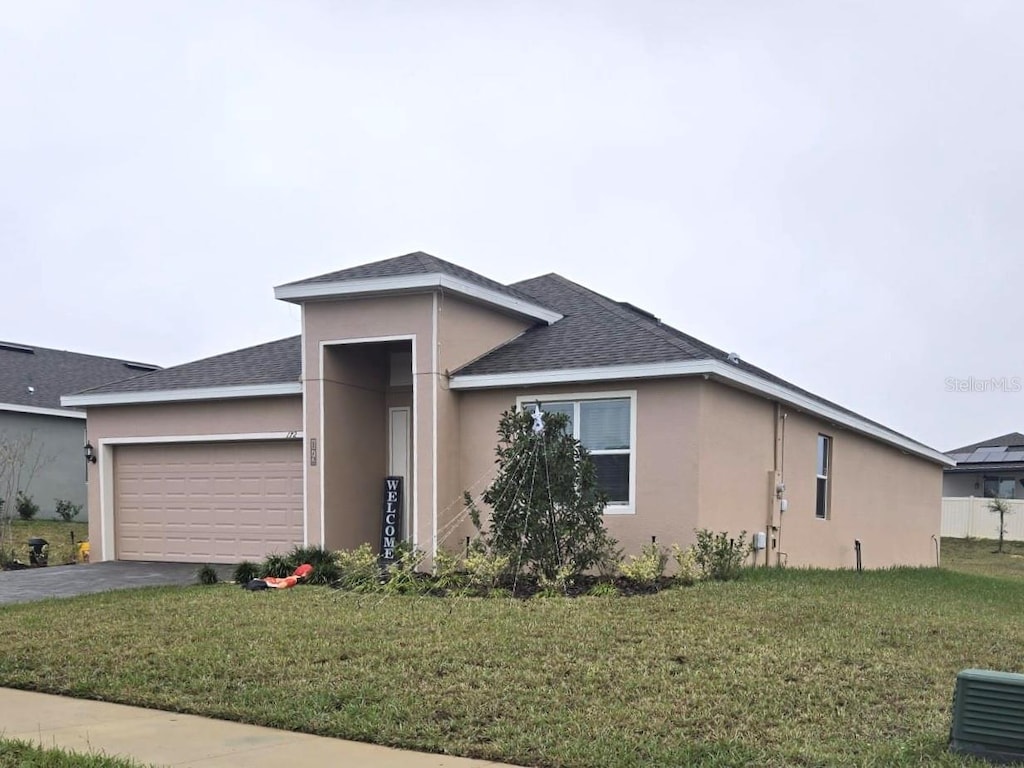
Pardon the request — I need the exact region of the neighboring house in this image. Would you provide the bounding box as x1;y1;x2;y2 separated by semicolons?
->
0;341;159;520
941;433;1024;541
63;252;952;567
944;432;1024;498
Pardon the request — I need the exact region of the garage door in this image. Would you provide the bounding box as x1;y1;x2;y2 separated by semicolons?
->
114;440;303;563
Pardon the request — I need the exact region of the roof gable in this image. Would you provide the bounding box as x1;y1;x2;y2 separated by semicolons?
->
274;252;561;324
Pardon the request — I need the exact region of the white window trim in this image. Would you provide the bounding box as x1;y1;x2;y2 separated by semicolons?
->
516;390;637;515
95;431;303;562
816;434;831;520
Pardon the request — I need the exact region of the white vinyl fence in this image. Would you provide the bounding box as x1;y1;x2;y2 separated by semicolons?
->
942;497;1024;540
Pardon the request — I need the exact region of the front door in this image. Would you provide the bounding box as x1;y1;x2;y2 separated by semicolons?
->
388;407;411;544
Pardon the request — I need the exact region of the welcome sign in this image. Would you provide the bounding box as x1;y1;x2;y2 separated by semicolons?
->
380;476;403;562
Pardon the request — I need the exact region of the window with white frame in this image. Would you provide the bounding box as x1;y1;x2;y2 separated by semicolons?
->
815;434;831;519
520;393;635;510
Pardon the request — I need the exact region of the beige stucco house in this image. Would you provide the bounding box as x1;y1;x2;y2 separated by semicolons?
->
63;252;952;568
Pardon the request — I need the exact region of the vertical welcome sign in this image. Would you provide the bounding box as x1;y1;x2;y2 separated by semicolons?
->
380;476;403;563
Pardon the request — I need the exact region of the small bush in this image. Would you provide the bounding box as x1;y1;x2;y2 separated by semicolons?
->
619;543;668;589
335;543;382;591
536;563;576;597
693;529;750;582
587;580;619;597
464;546;511;595
16;492;38;521
196;564;219;585
53;499;82;522
382;547;427;594
261;553;293;578
433;549;468;593
286;544;336;569
672;544;699;586
233;560;260;584
308;558;341;585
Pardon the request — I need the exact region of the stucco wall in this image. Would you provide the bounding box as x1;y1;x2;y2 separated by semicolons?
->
943;471;1024;498
82;396;303;559
0;411;88;519
303;294;436;551
698;382;942;568
322;345;386;550
454;379;703;558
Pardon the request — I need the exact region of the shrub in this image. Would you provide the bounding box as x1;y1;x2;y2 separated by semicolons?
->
382;546;427;594
536;563;576;597
672;544;699;586
465;407;618;583
619;543;668;589
16;492;38;521
307;558;341;585
433;549;468;593
53;499;82;522
260;553;293;578
286;544;336;569
587;580;619;597
196;564;219;585
233;560;260;585
464;545;511;594
335;543;382;591
693;529;750;582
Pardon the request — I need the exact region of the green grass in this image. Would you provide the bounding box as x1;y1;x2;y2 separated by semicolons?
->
4;520;88;566
941;536;1024;580
0;739;140;768
1;565;1021;767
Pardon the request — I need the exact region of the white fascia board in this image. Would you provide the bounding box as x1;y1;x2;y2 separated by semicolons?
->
451;360;954;467
60;381;302;408
274;273;562;325
0;402;86;420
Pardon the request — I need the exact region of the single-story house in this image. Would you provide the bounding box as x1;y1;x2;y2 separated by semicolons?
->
0;341;159;519
944;432;1024;498
63;252;952;567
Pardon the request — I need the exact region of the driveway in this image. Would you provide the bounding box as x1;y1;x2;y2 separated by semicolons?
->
0;562;234;606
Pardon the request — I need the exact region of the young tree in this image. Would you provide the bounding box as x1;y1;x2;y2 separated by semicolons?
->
0;430;51;563
989;497;1013;553
465;406;617;582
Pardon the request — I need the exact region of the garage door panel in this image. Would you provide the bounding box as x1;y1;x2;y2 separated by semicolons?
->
115;441;303;563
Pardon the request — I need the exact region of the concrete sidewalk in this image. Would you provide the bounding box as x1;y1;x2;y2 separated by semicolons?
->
1;688;521;767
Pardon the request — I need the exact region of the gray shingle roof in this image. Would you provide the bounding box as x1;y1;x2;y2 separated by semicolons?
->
947;432;1024;455
0;341;159;411
454;273;919;440
77;336;301;396
279;251;550;308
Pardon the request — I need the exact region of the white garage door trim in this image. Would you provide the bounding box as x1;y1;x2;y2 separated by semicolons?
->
97;432;302;563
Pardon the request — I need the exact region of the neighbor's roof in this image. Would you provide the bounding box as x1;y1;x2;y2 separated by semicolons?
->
274;251;561;324
946;432;1024;467
0;340;159;417
62;336;301;406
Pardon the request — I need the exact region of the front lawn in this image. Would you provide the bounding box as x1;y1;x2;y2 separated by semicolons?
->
0;739;140;768
0;565;1019;767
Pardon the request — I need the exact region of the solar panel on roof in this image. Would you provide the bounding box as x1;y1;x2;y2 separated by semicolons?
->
1005;451;1024;462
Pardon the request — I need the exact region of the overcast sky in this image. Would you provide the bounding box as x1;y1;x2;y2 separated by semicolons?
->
2;1;1022;451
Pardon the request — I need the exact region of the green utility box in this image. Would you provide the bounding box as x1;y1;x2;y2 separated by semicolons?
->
950;668;1024;763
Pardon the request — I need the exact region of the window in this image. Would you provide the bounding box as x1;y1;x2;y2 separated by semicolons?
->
520;392;635;512
816;434;831;519
983;476;1017;499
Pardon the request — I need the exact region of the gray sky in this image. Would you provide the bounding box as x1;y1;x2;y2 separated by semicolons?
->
2;1;1022;451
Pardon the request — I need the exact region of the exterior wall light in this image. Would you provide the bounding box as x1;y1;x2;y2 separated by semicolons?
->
84;442;97;463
